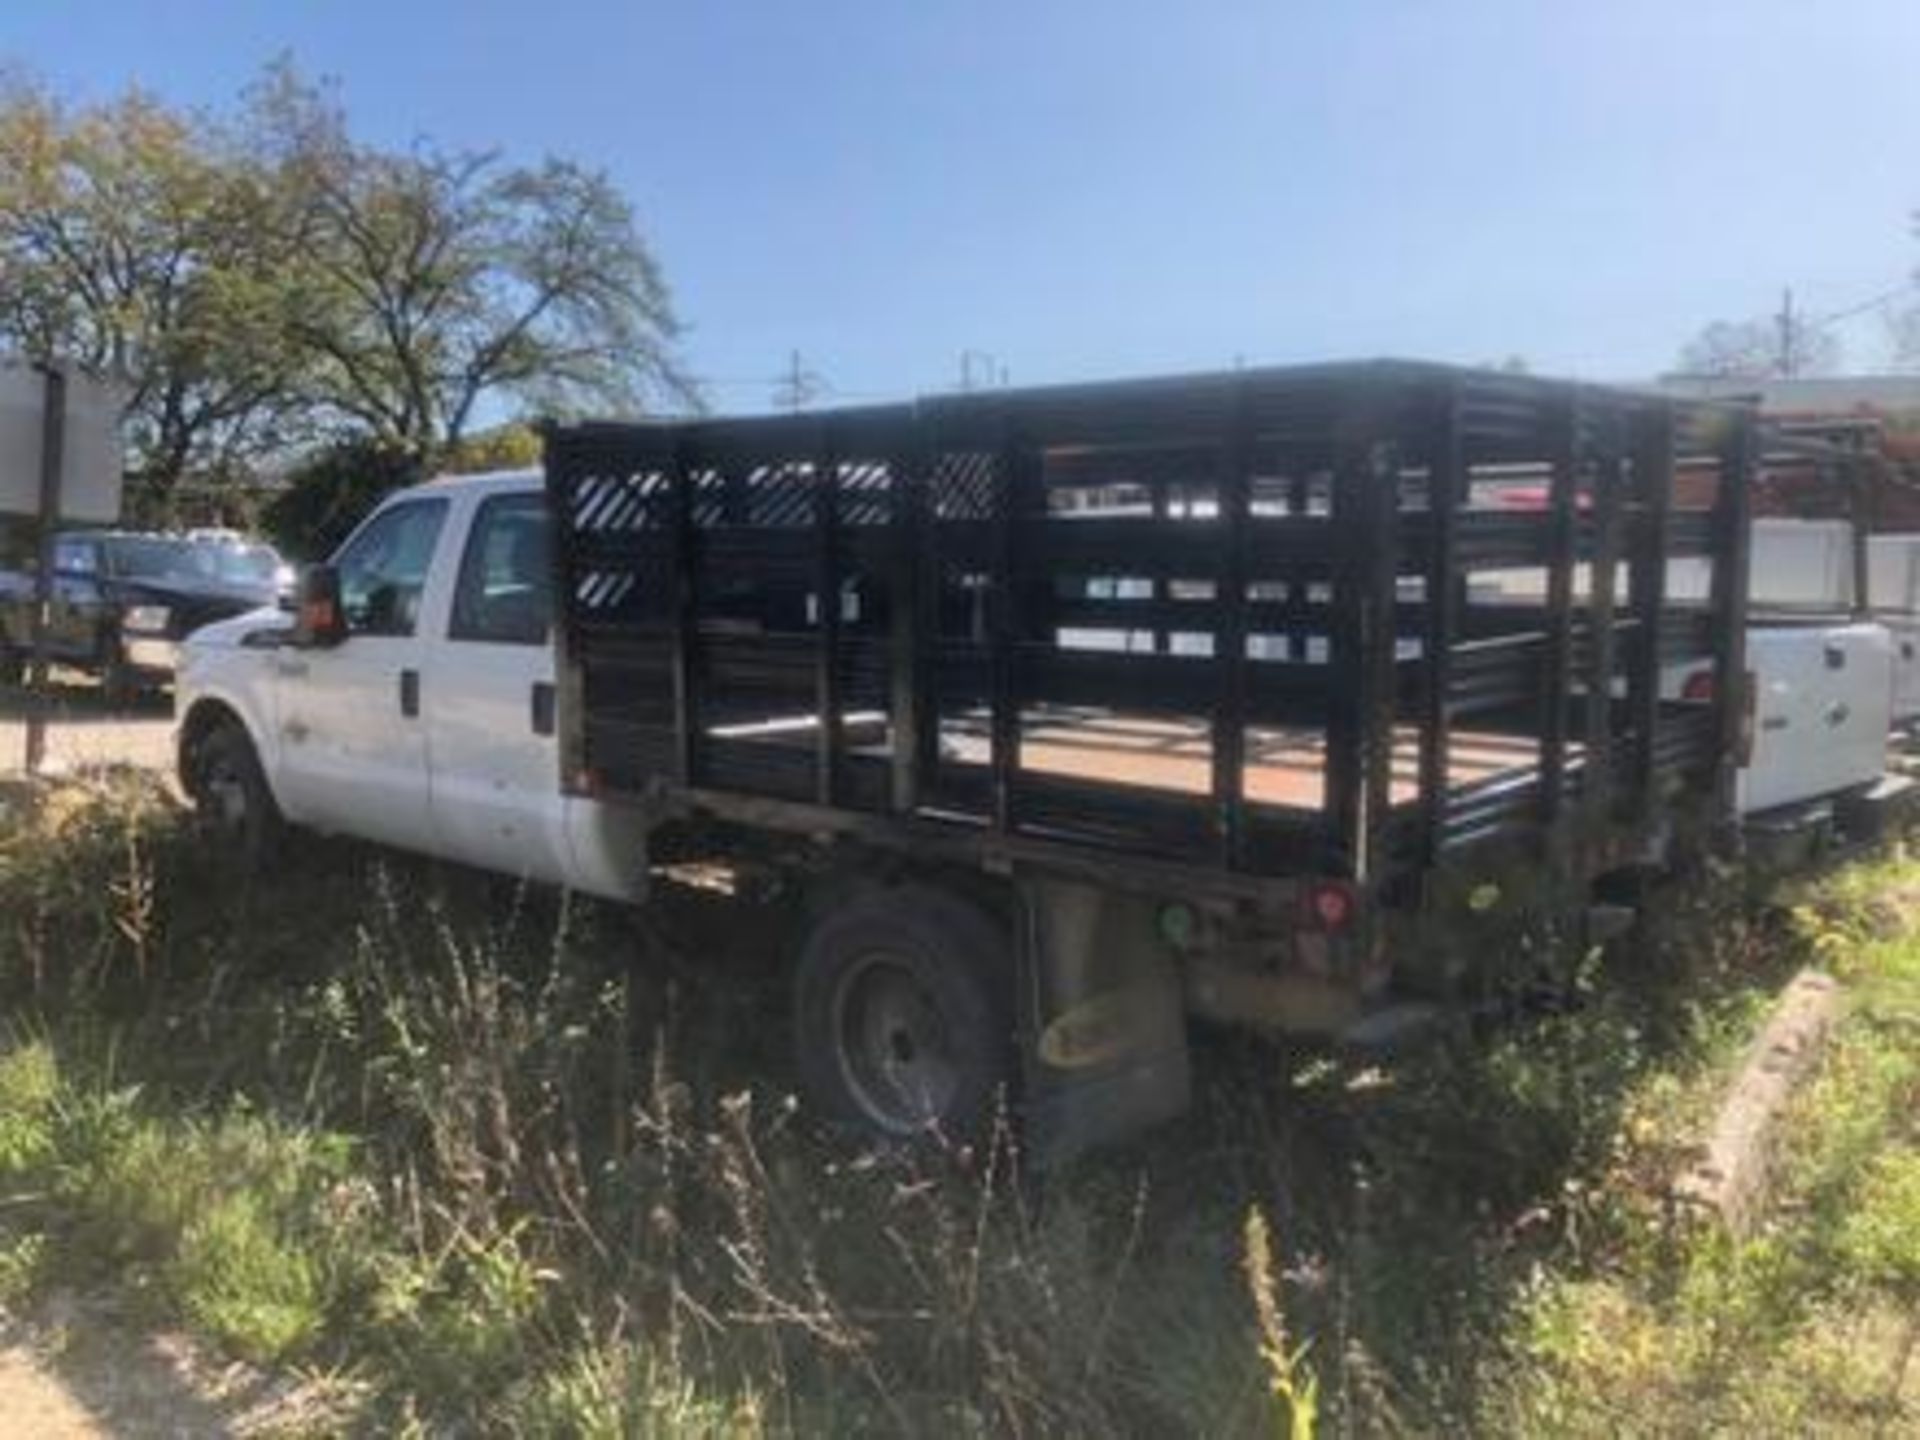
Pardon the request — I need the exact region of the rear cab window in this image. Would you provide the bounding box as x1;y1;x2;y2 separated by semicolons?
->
449;493;552;645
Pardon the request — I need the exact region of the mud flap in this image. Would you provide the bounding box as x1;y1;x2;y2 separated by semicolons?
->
1016;875;1192;1165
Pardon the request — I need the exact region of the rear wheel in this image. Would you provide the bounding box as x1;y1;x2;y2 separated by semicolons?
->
188;721;284;871
793;884;1015;1141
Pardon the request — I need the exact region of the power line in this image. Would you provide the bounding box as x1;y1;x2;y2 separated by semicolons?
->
1808;281;1917;330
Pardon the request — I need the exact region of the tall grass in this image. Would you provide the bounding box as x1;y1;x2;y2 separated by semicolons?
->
0;772;1905;1433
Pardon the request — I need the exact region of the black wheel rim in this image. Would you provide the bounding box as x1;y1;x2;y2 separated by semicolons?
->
200;752;251;841
831;954;960;1135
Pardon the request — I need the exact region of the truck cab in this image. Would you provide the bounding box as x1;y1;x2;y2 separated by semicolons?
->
175;469;647;901
1;529;285;696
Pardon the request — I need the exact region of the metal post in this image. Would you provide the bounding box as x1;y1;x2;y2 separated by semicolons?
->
667;437;698;786
1326;395;1398;884
888;425;930;815
1626;404;1673;817
1539;390;1580;823
1710;408;1756;816
1418;380;1462;866
814;430;842;806
1212;378;1252;867
989;426;1031;833
1582;410;1626;829
24;363;65;776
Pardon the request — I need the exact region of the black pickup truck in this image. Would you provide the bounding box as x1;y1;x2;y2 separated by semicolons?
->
0;531;286;698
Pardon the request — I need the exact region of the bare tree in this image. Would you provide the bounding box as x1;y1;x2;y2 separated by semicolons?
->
261;70;694;463
1676;313;1839;380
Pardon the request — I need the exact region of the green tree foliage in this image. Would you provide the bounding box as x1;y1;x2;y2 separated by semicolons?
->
442;422;544;475
0;77;312;514
0;61;687;530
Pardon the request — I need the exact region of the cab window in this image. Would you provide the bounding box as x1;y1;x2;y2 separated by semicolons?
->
450;494;551;645
333;499;448;637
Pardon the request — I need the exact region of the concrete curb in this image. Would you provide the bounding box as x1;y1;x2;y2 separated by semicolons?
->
1673;968;1843;1236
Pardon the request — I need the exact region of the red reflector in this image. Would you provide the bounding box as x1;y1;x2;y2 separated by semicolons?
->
1681;670;1714;703
1309;882;1354;931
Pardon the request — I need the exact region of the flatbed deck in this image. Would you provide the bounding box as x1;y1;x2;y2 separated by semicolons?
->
929;713;1545;810
551;359;1754;897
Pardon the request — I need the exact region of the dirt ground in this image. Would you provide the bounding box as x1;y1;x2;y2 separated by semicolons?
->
0;681;350;1436
0;1301;356;1438
0;681;175;780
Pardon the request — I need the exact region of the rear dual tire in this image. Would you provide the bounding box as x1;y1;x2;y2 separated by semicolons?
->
792;884;1016;1143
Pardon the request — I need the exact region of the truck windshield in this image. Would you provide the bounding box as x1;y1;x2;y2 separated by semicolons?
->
187;542;282;587
103;537;197;581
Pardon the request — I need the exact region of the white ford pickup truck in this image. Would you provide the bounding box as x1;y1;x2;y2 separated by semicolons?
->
176;468;649;899
171;400;1909;1161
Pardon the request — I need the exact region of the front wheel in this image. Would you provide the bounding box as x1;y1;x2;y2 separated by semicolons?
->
792;883;1016;1142
188;722;285;872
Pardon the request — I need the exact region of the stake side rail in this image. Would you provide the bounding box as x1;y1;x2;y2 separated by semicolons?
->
547;362;1751;906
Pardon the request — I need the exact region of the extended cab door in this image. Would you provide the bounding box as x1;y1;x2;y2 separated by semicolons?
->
272;496;449;853
422;490;574;885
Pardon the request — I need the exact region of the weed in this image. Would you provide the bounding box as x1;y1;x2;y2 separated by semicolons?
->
0;777;1915;1434
1243;1205;1318;1440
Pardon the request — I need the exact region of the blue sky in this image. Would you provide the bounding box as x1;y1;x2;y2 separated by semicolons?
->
7;1;1920;410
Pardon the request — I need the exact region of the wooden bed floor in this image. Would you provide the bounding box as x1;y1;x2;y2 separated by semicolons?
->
935;714;1548;809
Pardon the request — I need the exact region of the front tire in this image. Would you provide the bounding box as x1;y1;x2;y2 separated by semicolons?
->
188;721;284;872
792;883;1016;1142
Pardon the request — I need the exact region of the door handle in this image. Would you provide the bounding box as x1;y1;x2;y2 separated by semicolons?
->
274;657;309;679
399;668;420;718
531;681;556;737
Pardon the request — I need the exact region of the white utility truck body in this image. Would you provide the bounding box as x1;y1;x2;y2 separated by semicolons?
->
1721;520;1892;815
1868;532;1920;726
1735;623;1892;814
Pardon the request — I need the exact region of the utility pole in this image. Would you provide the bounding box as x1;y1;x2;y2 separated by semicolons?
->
959;349;1003;393
24;363;65;773
1777;286;1797;379
773;350;826;412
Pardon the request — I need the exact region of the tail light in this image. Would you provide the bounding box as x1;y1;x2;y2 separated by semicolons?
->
1681;669;1714;703
1304;880;1356;932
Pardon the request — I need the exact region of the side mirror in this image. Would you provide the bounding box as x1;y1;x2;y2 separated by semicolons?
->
289;564;348;649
